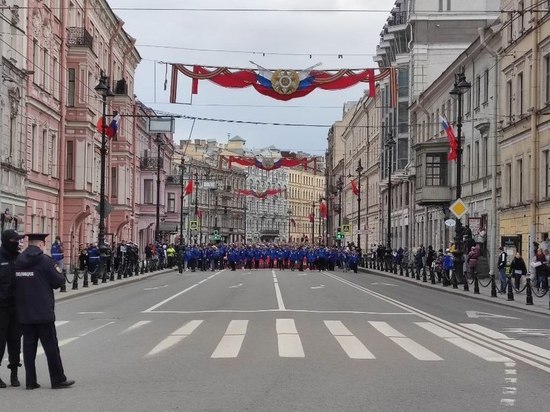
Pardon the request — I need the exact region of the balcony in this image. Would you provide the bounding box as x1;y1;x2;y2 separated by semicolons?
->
388;11;408;29
112;79;128;96
166;174;184;185
415;186;452;205
67;27;93;51
140;156;163;170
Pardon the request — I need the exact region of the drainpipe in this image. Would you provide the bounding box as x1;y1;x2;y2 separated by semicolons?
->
529;18;540;260
59;1;68;264
478;26;499;277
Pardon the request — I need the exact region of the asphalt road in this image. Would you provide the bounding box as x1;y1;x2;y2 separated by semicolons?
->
3;267;550;412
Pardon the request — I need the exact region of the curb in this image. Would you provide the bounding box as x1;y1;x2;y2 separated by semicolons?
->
358;266;550;317
55;267;177;302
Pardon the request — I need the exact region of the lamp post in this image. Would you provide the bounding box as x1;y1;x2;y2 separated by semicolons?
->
356;159;364;252
336;176;343;247
287;209;292;242
311;201;315;244
449;68;471;291
154;134;163;243
385;131;396;253
179;158;185;246
94;72;114;284
194;171;199;244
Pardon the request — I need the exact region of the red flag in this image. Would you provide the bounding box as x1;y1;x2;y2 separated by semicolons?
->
319;201;327;219
308;212;315;223
351;179;359;196
197;209;202;220
184;179;194;195
440;115;458;161
191;65;199;95
290;218;296;227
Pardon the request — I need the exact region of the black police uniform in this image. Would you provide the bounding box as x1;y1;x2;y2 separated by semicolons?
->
15;234;73;389
0;229;23;387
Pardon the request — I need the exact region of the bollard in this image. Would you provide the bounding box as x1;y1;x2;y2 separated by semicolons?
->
525;277;533;305
83;269;89;287
72;269;78;290
430;268;435;285
399;264;403;276
141;261;145;274
60;269;67;293
463;273;469;292
135;263;140;277
109;268;115;282
452;271;458;289
506;277;514;301
405;265;409;277
473;272;480;294
490;274;497;297
422;268;427;283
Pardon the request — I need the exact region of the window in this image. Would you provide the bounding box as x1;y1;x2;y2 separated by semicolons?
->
482;134;488;178
42;129;48;175
31;124;37;171
474;141;479;180
475;75;481;109
466;145;471;182
517;72;524;115
544;150;550;199
483;70;489;104
66;141;74;180
33;40;39;85
167;193;176;212
111;167;118;198
517;158;524;204
506;163;512;205
53;58;59;99
67;68;75;106
465;90;471;115
425;154;447;186
545;55;550;104
144;179;153;204
43;49;49;90
51;134;57;178
507;80;513;122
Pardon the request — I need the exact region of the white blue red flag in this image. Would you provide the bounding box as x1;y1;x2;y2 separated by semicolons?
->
439;115;458;161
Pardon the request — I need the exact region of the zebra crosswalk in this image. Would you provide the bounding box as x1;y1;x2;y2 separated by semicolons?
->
40;318;546;365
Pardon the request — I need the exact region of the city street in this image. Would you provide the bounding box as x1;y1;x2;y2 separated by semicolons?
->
3;267;550;412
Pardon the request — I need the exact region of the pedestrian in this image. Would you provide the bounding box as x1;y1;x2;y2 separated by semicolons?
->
0;229;24;388
50;236;64;272
14;233;75;390
466;246;479;278
532;247;549;290
509;252;527;290
497;246;508;293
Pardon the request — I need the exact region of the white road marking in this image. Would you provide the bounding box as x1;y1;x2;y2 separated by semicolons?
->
144;285;168;290
500;399;515;407
310;284;325;289
503;328;550;337
505;378;517;384
211;320;248;358
148;309;415;315
37;337;79;356
505;369;517;375
78;312;105;314
146;320;203;357
143;270;225;312
325;321;375;359
465;311;519;320
229;283;243;288
55;321;69;327
121;320;151;334
461;324;550;360
416;322;510;362
370;321;442;361
502;387;517;395
79;322;115;337
371;282;398;286
272;270;286;311
276;319;304;358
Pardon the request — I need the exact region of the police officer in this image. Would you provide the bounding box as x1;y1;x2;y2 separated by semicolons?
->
0;229;23;388
15;233;75;390
50;236;64;272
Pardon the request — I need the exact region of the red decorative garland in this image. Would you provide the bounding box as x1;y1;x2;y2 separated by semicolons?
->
235;189;285;199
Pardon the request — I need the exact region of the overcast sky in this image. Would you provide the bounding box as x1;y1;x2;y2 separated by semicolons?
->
109;0;396;155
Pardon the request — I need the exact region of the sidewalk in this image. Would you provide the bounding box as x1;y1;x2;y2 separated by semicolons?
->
359;265;550;316
55;267;177;302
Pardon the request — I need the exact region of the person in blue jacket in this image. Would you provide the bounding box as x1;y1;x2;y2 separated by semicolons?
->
15;233;75;390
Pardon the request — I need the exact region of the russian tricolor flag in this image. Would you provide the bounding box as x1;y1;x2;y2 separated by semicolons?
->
440;115;458;161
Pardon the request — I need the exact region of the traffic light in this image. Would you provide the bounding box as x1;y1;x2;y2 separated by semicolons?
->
336;228;344;240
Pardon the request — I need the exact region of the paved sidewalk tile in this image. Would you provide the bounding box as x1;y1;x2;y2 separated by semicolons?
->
359;266;550;316
55;267;178;302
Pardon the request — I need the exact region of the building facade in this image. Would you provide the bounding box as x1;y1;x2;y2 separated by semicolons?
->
0;2;27;232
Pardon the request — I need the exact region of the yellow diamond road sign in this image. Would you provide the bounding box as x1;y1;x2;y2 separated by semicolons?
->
450;198;468;219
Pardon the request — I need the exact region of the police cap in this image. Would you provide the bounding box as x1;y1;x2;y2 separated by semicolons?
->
26;233;49;242
1;229;24;243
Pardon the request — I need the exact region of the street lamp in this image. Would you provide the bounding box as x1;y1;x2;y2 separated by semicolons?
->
449;68;471;290
194;171;199;244
154;134;163;243
311;200;315;244
356;159;364;252
385;130;396;254
287;209;292;242
336;176;343;246
94;72;114;284
178;158;185;247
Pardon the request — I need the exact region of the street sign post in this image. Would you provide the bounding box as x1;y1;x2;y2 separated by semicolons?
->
450;198;468;220
190;220;199;231
342;224;351;235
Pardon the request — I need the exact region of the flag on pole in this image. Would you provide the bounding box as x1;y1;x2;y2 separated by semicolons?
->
319;201;327;219
197;209;203;220
440;115;458;161
351;179;359;196
184;179;194;195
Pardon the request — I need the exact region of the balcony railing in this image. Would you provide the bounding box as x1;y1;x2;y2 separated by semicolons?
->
67;27;93;51
166;174;184;185
388;11;407;27
140;156;163;170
